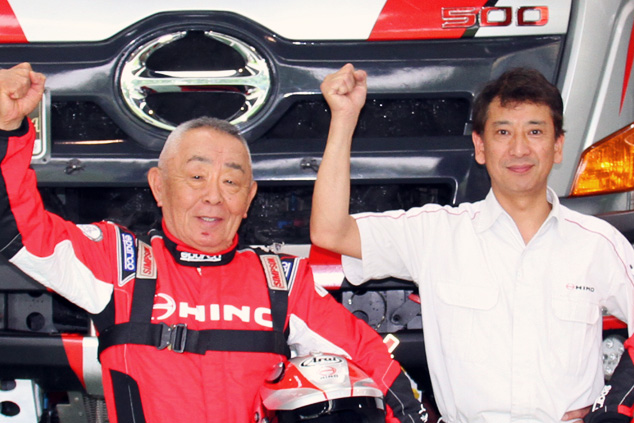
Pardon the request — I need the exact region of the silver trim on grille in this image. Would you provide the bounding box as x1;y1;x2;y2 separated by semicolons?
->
119;30;271;131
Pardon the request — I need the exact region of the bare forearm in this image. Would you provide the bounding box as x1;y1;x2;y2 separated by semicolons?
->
311;113;361;257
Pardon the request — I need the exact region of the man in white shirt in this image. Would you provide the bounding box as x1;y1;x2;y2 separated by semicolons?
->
310;64;634;423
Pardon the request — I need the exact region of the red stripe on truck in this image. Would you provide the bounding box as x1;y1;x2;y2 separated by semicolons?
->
0;0;27;43
369;0;488;40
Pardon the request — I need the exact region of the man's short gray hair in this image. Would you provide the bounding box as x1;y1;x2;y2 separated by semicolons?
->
158;116;251;169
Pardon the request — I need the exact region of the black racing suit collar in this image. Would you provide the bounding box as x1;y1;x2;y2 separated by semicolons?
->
157;222;238;267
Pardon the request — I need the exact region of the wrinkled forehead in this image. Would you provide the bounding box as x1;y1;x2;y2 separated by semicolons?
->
164;127;252;173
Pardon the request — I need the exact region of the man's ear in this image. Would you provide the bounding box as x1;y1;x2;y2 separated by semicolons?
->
243;181;258;218
554;134;565;164
147;167;163;207
472;131;486;165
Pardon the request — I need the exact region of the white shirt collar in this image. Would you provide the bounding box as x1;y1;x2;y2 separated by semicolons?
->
475;187;563;236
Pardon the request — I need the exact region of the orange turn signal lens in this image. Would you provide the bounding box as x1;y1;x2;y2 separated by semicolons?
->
570;123;634;197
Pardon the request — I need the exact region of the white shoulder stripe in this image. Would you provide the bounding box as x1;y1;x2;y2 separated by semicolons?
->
10;240;113;314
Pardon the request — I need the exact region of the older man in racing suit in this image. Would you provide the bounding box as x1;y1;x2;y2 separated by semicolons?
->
0;63;425;423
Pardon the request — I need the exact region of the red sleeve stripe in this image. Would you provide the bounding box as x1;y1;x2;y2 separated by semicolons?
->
617;404;634;418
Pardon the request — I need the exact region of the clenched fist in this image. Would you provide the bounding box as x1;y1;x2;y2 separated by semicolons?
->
0;62;46;131
320;63;367;120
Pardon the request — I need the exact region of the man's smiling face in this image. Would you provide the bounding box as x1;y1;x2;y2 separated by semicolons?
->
149;127;257;253
472;98;564;202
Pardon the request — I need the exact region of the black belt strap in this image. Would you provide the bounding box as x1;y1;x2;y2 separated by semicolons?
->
98;322;290;355
98;231;290;358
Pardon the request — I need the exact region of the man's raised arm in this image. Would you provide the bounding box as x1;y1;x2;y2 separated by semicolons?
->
310;64;366;259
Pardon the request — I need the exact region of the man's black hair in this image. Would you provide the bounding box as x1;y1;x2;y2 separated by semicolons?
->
472;68;564;138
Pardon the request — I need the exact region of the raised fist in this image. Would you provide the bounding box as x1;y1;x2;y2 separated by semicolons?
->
0;62;46;131
320;63;367;119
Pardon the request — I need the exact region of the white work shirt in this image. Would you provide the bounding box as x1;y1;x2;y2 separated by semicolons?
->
343;188;634;423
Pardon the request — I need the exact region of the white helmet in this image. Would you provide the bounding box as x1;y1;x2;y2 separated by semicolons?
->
253;353;386;423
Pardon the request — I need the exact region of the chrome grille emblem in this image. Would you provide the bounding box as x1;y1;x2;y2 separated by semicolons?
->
119;30;271;131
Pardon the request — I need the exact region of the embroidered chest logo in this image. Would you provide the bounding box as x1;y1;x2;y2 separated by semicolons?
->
152;293;273;329
180;252;221;263
566;283;595;293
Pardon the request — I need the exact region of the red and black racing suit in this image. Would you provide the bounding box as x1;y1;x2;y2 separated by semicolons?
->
0;119;424;423
586;336;634;423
